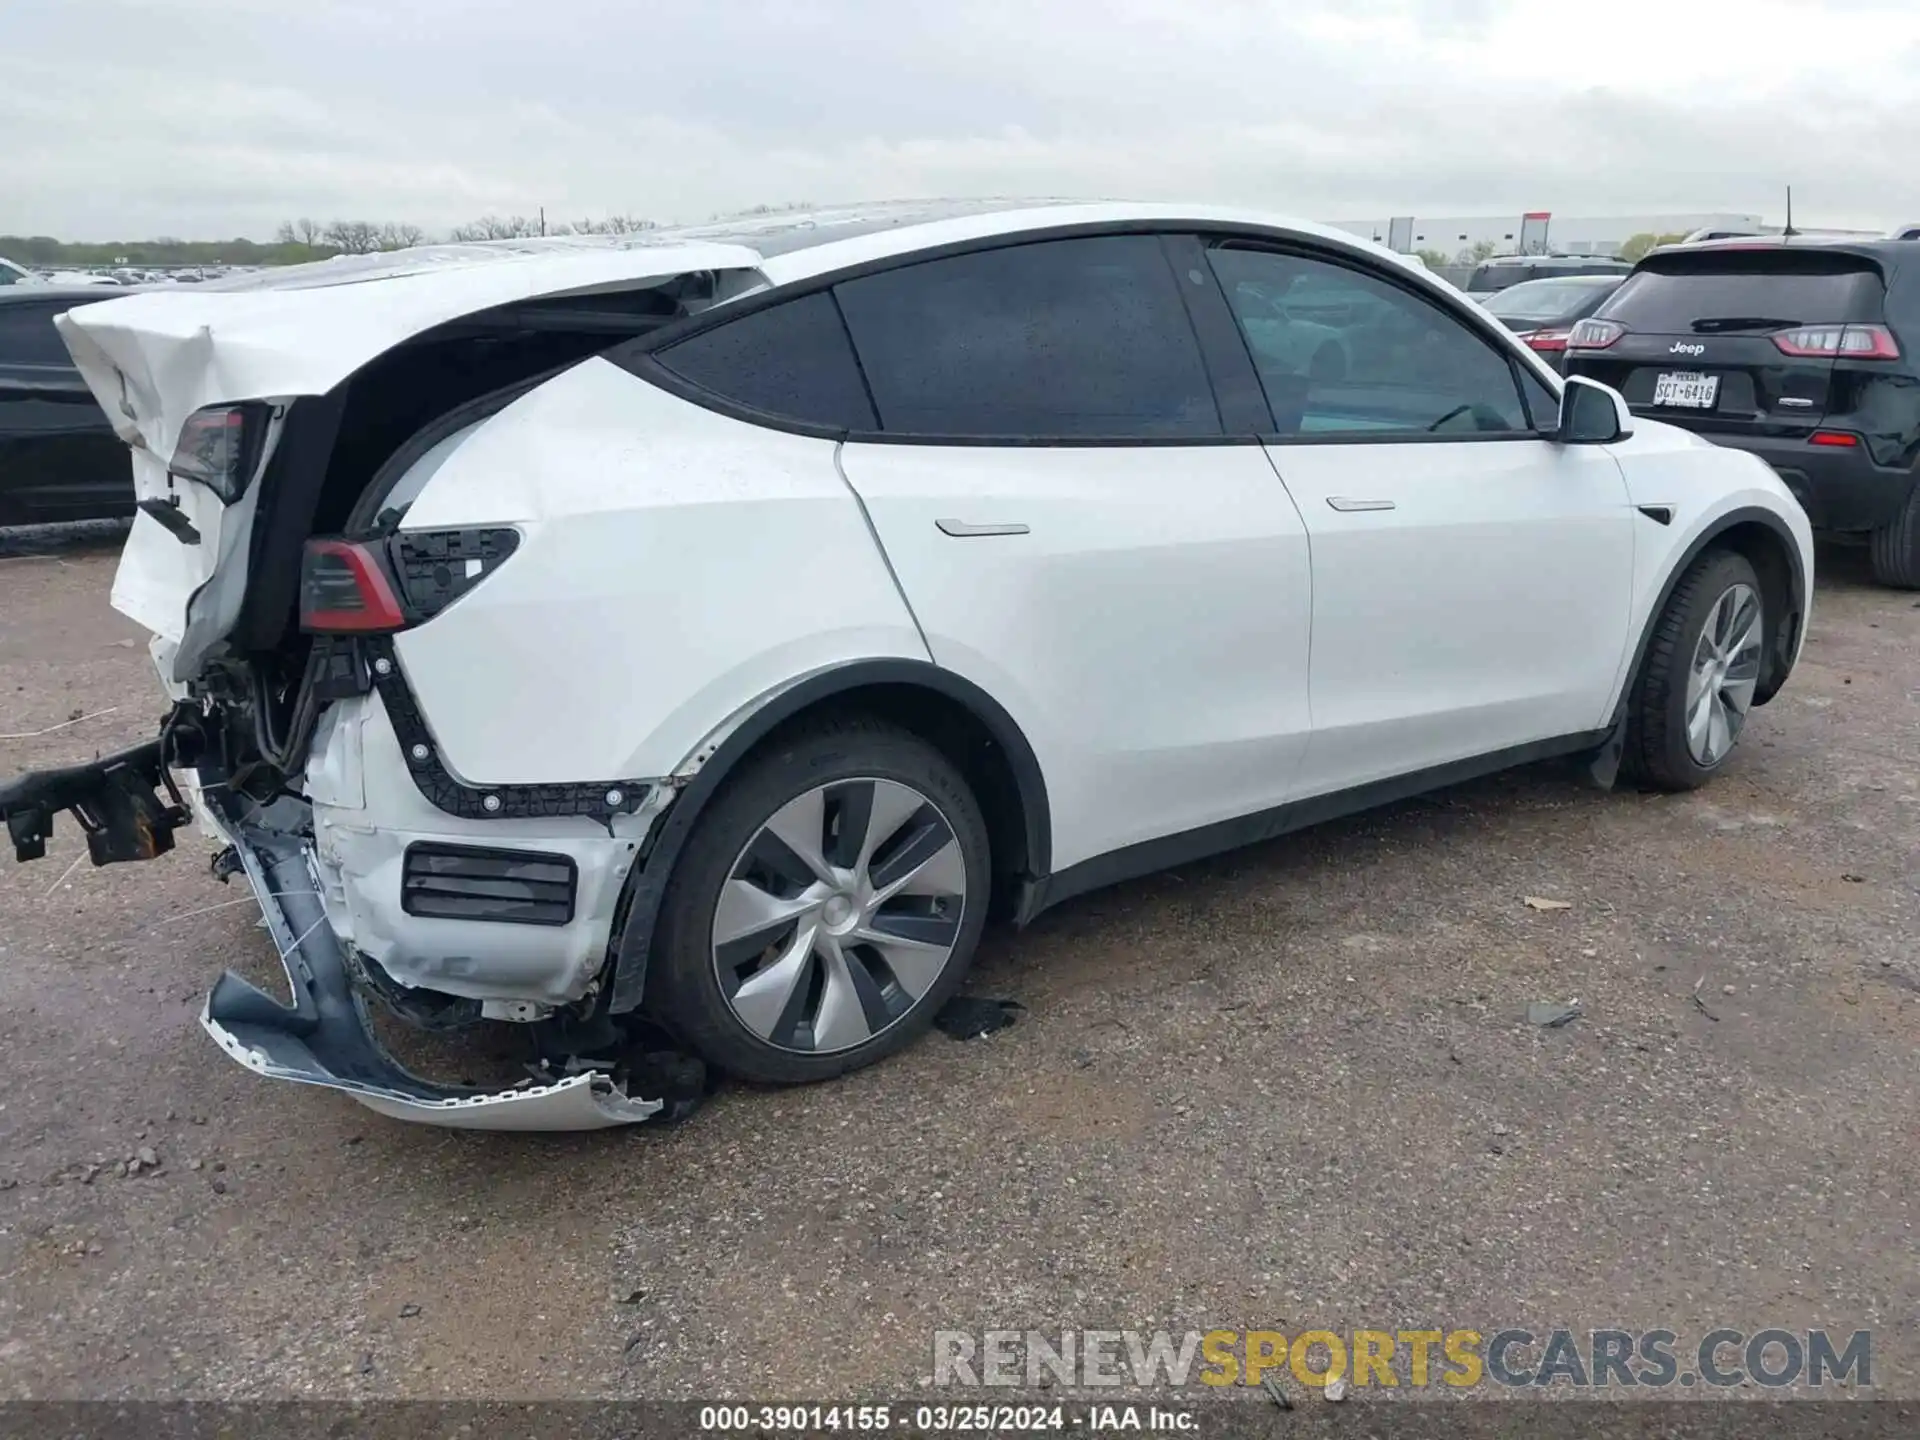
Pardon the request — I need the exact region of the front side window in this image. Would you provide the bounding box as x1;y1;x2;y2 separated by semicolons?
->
833;235;1222;440
1210;246;1532;437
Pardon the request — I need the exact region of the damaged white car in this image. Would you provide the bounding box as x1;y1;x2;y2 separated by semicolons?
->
0;202;1813;1129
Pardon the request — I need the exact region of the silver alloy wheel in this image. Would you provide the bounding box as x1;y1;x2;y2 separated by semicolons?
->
1685;581;1764;768
711;778;968;1055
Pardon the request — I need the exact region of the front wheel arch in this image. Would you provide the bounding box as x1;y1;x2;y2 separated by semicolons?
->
1617;507;1806;721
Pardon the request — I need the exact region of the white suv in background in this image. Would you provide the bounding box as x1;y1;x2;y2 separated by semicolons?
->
0;202;1812;1130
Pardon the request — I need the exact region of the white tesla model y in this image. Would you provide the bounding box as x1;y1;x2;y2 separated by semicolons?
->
0;202;1812;1128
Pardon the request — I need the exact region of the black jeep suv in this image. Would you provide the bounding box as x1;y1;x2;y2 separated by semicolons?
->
1565;238;1920;587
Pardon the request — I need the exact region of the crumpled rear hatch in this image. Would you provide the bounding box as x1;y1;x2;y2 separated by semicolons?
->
54;237;764;676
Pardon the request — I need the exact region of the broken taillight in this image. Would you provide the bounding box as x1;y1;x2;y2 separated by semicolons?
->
1524;327;1573;353
300;539;408;633
298;528;520;633
168;404;268;503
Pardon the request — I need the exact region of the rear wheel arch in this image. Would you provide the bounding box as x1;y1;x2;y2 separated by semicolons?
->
605;661;1052;1014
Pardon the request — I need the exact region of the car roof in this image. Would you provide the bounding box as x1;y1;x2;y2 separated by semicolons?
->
1478;254;1629;268
188;199;1438;296
1497;273;1623;290
1655;234;1914;264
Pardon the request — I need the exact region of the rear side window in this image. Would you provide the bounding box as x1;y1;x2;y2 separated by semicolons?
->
0;301;78;368
833;236;1222;439
652;290;876;432
1601;257;1885;333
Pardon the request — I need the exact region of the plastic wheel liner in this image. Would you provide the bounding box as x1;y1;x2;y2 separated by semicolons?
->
198;787;663;1131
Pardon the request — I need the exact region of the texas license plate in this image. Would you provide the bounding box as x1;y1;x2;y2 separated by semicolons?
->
1652;371;1720;408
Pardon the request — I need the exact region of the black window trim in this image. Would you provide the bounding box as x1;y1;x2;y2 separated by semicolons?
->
1196;234;1563;448
611;218;1565;450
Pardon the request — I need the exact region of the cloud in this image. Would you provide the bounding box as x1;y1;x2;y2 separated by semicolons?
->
3;0;1916;239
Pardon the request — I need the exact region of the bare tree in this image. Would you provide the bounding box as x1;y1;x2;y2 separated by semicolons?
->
449;215;543;242
714;201;817;220
376;222;427;251
275;217;327;247
321;219;383;254
564;214;656;236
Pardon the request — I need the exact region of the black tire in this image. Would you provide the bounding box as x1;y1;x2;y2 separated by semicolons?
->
648;714;991;1085
1869;486;1920;588
1622;549;1764;791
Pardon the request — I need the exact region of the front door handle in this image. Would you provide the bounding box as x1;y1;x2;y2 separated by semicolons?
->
1325;497;1396;513
936;519;1031;537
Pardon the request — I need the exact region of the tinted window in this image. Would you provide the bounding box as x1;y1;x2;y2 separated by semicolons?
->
1210;247;1531;436
1467;265;1530;293
653;290;876;431
0;301;79;368
834;236;1221;439
1484;278;1621;323
1600;257;1885;332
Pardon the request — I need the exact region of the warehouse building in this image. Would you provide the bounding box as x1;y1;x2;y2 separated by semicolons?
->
1327;212;1766;258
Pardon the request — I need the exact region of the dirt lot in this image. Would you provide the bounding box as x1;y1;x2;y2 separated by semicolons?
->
0;527;1915;1404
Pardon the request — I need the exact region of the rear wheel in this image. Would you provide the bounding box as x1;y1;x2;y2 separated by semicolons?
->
1869;486;1920;589
1623;550;1766;791
650;716;990;1084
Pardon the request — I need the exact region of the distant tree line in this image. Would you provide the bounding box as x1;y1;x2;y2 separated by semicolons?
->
1;213;665;269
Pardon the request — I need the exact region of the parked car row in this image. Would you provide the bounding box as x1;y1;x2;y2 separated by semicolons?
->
1564;236;1920;587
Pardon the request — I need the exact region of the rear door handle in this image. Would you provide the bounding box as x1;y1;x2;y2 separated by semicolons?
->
1325;497;1395;513
936;519;1030;537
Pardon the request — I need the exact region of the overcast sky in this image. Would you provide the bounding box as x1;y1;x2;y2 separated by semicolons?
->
6;0;1918;241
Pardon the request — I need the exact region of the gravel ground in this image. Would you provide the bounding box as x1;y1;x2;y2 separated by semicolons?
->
0;525;1915;1404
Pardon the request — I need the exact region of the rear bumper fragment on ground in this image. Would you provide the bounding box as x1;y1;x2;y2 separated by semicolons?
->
202;814;664;1130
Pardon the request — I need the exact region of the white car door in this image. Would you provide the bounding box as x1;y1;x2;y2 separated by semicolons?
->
829;235;1315;874
1205;243;1637;799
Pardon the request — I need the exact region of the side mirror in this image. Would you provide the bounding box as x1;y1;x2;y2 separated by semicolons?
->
1555;376;1634;444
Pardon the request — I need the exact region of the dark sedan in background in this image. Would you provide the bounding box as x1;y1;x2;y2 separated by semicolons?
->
1480;274;1625;372
0;288;133;527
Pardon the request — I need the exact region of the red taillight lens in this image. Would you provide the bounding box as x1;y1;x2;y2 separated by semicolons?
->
169;404;265;503
1567;319;1625;350
1809;430;1860;447
300;539;407;633
1772;323;1902;360
1525;327;1572;353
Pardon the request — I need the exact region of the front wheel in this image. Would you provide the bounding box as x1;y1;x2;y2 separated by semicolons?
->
1623;549;1766;790
649;716;991;1084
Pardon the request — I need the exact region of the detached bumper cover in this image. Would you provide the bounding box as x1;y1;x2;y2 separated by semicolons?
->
201;803;662;1131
